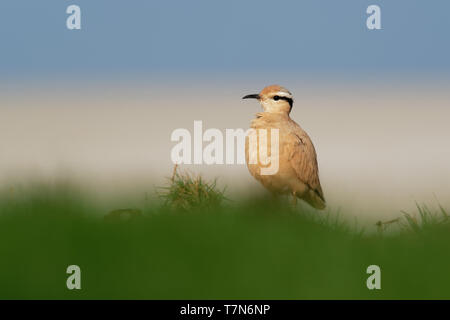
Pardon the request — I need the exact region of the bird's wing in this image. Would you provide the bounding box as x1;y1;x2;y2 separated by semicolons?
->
286;131;325;202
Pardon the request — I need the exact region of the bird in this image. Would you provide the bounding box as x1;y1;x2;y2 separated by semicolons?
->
243;85;326;209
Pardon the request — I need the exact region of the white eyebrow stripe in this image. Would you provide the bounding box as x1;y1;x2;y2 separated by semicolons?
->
275;91;293;98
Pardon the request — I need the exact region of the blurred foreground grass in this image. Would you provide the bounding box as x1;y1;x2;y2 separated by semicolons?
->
0;173;449;299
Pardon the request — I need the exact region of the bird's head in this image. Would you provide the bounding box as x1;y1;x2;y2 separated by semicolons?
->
243;85;293;115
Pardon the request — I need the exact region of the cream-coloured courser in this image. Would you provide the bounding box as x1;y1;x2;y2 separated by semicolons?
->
243;85;325;209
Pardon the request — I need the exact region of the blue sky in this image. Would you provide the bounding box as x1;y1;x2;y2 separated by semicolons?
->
1;0;449;80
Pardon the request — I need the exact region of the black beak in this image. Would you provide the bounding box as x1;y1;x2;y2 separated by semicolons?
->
242;94;260;100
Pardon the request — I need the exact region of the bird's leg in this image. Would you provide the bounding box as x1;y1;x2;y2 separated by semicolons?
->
291;191;297;207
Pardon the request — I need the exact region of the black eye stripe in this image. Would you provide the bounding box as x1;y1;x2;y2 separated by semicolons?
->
272;95;293;111
273;96;292;103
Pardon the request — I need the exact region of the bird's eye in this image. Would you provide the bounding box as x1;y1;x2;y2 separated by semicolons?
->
273;95;280;101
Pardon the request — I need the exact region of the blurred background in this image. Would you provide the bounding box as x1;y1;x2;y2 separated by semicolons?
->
1;0;450;221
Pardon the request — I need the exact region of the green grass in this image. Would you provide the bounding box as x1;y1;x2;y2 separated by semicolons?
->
401;202;449;233
0;174;450;299
157;165;227;211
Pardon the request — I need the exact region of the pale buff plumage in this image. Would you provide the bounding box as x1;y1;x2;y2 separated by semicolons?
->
243;85;325;209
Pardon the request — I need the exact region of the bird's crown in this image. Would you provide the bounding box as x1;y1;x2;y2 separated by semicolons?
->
259;85;293;100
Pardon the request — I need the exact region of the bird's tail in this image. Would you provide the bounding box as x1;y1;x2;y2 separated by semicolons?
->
303;189;326;210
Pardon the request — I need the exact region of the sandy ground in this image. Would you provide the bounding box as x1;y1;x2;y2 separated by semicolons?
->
1;80;450;222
